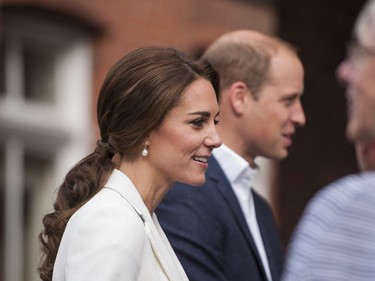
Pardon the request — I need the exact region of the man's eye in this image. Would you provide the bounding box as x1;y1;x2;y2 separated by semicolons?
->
284;99;294;106
283;97;297;106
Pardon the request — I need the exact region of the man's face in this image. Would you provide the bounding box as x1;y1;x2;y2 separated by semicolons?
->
243;49;306;160
336;27;375;142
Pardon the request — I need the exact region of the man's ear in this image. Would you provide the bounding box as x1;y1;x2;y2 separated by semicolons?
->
369;141;375;163
355;140;375;171
228;81;253;115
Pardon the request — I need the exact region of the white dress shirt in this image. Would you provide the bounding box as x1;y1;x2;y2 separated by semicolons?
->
213;144;273;281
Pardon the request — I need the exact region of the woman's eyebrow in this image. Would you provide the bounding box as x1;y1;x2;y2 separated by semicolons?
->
188;111;211;117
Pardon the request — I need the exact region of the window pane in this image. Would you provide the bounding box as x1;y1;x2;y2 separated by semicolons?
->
24;153;51;224
24;153;53;281
0;38;5;97
0;145;4;280
24;40;56;104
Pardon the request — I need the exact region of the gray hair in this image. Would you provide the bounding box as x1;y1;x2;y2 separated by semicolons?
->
355;0;375;43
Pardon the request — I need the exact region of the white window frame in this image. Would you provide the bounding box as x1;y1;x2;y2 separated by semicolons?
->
0;10;93;281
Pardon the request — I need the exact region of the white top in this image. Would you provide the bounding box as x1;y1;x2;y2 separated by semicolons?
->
52;169;189;281
213;144;273;281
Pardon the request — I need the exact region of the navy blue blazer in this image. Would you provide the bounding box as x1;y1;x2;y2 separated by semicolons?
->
156;156;283;281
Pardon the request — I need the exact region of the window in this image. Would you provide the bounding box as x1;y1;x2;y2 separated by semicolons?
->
0;7;94;281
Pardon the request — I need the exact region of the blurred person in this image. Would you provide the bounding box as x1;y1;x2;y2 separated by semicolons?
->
38;46;222;281
355;140;375;171
282;1;375;280
156;30;306;281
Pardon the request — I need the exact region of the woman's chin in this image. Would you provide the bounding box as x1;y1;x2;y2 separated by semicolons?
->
183;176;206;187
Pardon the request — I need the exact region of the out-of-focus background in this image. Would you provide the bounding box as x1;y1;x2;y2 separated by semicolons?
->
0;0;366;280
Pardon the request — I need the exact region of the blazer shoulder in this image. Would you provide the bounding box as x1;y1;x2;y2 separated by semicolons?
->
68;188;147;240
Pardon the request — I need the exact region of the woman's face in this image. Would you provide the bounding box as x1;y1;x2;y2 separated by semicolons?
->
148;78;222;187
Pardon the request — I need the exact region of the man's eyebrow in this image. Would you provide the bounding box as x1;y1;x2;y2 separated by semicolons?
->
282;92;302;99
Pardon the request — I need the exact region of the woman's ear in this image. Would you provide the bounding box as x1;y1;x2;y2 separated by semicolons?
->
228;81;253;115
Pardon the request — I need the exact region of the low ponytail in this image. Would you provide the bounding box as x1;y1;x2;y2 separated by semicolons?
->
38;140;115;281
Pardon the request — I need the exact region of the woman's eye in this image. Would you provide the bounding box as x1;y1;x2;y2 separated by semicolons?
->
191;119;204;127
214;119;219;125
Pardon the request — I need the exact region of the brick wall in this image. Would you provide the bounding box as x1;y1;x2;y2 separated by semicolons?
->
2;0;277;143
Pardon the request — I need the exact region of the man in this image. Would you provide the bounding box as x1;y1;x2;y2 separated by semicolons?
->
156;30;306;281
282;1;375;280
355;140;375;172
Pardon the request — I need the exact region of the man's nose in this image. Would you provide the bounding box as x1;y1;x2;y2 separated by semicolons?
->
336;59;352;87
292;101;306;127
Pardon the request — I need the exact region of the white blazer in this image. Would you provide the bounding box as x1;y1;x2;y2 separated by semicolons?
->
52;169;189;281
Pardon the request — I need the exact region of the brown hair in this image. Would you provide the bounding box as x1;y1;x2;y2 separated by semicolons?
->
202;31;297;99
38;46;219;281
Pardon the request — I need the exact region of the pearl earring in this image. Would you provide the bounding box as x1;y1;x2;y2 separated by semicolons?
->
141;145;148;157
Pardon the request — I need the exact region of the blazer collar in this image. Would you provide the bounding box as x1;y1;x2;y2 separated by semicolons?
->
104;169;188;281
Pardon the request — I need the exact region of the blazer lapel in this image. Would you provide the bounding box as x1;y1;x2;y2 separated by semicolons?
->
253;190;283;281
143;213;188;281
105;169;187;281
207;157;269;281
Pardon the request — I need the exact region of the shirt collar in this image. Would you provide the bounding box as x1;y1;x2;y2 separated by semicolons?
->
213;144;258;185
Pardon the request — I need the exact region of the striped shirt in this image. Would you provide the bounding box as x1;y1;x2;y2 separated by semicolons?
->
282;171;375;281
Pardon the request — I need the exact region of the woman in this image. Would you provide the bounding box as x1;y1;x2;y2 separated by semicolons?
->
38;46;222;281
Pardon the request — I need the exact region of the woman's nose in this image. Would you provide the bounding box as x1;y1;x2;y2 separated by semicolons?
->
204;127;222;149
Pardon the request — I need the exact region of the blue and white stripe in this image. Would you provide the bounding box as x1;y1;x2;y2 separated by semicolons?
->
282;171;375;281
